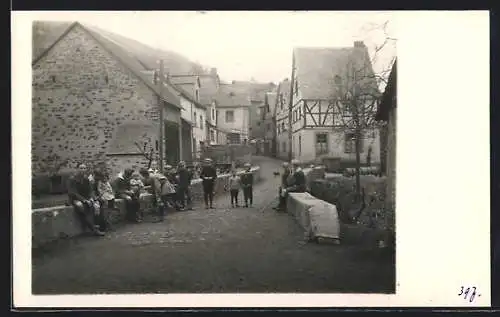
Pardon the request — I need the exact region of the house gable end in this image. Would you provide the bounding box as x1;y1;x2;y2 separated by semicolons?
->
31;24;173;173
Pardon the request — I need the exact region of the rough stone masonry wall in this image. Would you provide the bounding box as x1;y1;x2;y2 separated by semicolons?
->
32;25;161;174
32;167;262;249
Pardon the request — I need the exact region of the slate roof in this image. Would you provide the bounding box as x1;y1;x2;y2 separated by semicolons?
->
215;83;252;108
293;45;379;100
32;21;197;110
76;24;205;75
198;75;219;106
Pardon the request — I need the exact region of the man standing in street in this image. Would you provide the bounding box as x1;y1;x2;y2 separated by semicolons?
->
240;163;254;208
200;158;217;209
281;159;306;212
273;161;291;212
140;168;167;223
176;161;193;210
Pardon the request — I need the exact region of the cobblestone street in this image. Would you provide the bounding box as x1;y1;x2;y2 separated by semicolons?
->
32;157;395;294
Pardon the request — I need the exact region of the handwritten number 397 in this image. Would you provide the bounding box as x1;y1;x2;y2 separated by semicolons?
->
458;286;477;302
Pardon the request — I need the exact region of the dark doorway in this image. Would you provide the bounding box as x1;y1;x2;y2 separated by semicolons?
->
164;121;180;165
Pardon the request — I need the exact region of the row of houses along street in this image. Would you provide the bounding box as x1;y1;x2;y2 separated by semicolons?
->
29;16;398;296
32;20;396;209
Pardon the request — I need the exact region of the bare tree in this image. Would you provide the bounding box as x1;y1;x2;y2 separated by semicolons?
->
331;20;396;203
134;140;155;169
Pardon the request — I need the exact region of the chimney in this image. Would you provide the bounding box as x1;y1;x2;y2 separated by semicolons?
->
354;41;365;48
210;68;217;76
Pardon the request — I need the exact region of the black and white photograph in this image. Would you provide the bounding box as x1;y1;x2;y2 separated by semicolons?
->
12;10;491;308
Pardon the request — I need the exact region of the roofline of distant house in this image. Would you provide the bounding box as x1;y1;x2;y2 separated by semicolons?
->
166;80;207;110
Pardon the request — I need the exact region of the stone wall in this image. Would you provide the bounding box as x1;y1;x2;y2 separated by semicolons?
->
32;166;261;249
287;192;340;244
32;24;179;175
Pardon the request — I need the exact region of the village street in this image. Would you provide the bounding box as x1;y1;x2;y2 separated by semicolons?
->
32;156;394;295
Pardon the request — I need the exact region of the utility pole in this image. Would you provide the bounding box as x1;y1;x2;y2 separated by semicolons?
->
287;52;295;162
158;60;165;172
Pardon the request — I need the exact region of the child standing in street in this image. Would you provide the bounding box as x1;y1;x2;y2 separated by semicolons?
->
228;170;241;208
240;163;254;208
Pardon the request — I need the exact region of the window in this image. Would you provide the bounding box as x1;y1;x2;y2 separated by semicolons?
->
216;110;219;124
193;111;197;127
344;132;364;154
282;141;287;153
225;110;234;123
294;80;298;96
228;133;240;144
200;115;204;129
266;123;271;131
315;133;328;155
266;105;270;113
298;107;302;120
210;130;215;142
212;108;215;121
195;89;199;102
281;122;285;131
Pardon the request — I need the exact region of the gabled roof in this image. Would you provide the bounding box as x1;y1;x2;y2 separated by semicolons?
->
32;21;73;61
198;75;219;106
32;21;184;110
169;81;206;110
375;59;397;121
215;83;252;108
169;75;201;87
293;44;379;100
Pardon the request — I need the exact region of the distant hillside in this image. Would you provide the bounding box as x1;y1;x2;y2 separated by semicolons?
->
32;21;211;75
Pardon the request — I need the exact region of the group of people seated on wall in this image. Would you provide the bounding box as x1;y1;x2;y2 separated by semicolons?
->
66;158;255;236
271;159;307;213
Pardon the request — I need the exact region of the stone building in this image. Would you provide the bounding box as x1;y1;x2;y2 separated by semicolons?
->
32;21;186;176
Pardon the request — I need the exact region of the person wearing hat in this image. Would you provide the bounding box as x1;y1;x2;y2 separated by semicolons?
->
176;161;193;210
273;161;291;212
240;163;254;208
200;158;217;209
281;159;306;212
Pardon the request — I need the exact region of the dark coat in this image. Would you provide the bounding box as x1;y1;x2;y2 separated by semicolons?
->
67;174;95;202
176;167;192;188
286;168;306;193
240;171;254;188
200;165;217;186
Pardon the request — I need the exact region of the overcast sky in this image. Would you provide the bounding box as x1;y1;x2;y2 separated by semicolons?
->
30;11;397;84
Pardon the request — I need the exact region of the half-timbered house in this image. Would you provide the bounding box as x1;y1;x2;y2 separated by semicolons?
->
288;42;381;164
